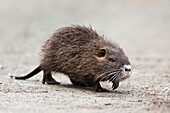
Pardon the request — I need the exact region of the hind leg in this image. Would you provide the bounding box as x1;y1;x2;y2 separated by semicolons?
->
70;79;87;87
42;71;60;85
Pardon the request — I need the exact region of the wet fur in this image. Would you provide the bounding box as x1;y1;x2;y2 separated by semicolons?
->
14;25;130;92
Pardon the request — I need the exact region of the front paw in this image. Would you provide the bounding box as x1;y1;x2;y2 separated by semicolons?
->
112;80;119;90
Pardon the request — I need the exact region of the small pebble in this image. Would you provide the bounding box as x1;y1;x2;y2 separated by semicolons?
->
42;91;48;93
8;73;15;79
104;103;112;106
138;100;142;102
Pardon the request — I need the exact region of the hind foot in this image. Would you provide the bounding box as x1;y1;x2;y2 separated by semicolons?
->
42;71;60;85
94;82;109;92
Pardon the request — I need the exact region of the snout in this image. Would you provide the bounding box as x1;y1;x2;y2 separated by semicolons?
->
119;65;132;81
123;65;132;72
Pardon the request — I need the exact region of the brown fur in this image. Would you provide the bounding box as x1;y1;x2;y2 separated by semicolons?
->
14;25;131;92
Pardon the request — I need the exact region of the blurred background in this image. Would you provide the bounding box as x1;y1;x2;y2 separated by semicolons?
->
0;0;169;113
0;0;169;72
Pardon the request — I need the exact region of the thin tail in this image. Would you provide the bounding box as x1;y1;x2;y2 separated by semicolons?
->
14;66;42;80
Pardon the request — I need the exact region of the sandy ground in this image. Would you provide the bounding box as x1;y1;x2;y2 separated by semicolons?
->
0;0;170;113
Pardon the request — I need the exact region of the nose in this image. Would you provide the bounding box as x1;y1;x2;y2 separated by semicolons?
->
123;65;132;72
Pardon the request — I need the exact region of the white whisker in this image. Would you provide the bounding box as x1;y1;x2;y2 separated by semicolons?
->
98;69;120;80
99;69;121;77
110;72;121;82
109;73;117;82
105;72;117;81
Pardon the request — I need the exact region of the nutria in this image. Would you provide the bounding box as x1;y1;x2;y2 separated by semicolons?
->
12;25;132;92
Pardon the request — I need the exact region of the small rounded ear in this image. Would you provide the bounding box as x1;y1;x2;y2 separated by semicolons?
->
97;49;106;57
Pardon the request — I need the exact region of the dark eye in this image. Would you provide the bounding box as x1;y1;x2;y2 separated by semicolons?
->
98;49;106;57
109;58;116;62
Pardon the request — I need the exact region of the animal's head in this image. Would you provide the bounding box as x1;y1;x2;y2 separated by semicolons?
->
83;38;132;89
